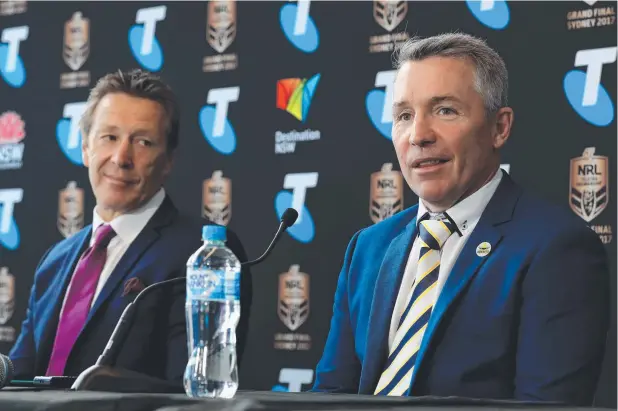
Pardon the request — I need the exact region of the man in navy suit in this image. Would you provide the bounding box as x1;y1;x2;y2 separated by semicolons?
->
313;33;609;405
9;69;252;383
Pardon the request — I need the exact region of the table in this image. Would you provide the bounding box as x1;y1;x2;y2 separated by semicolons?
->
0;388;613;411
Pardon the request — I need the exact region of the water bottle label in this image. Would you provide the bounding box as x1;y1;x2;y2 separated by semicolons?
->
187;268;240;301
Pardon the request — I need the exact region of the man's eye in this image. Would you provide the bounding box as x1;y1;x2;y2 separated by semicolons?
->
397;113;411;121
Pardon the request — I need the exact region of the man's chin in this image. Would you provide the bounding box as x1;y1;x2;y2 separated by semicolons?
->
96;198;138;214
415;188;458;211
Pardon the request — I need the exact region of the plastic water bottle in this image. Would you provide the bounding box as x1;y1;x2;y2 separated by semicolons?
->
184;225;241;398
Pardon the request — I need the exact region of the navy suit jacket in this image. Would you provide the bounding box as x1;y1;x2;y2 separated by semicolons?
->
9;195;252;383
313;173;609;405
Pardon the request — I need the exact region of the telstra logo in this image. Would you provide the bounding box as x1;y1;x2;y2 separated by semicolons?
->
0;26;29;88
199;87;240;155
279;0;319;53
466;0;510;30
0;188;22;250
366;70;396;140
563;47;616;127
128;6;166;71
275;173;318;243
56;102;87;166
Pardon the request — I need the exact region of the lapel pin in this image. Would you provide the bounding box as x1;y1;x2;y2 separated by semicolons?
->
476;242;491;257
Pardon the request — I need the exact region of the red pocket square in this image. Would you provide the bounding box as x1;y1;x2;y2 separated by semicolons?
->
122;277;146;297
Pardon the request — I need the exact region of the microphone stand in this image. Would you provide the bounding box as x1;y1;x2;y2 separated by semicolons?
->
72;211;297;393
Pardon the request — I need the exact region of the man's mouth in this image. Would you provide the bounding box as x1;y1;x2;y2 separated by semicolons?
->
104;174;136;185
411;158;450;168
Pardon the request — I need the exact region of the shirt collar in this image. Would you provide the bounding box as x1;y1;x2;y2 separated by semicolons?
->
416;168;503;236
91;187;166;246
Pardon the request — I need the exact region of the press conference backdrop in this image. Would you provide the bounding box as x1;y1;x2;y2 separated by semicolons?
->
0;0;615;405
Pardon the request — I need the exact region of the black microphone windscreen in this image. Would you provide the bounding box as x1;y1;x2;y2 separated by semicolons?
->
281;208;298;228
0;354;14;388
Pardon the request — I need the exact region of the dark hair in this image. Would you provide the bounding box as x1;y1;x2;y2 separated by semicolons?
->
79;69;180;153
393;32;508;114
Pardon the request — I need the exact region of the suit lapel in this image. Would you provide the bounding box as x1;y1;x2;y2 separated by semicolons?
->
361;214;418;393
409;173;521;389
38;228;91;365
85;196;177;324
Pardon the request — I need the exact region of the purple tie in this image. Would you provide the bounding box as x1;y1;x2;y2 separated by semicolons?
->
46;224;116;376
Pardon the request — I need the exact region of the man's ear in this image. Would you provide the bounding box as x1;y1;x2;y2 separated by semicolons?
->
492;107;514;150
81;131;90;167
162;150;174;178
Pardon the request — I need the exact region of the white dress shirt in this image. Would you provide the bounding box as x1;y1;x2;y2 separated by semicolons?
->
60;187;166;312
387;169;504;349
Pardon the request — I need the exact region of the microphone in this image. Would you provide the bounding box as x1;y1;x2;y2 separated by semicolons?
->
243;207;298;267
0;354;77;389
0;354;13;388
71;209;298;393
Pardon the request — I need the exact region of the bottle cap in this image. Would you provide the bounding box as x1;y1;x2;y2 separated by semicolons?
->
202;225;226;242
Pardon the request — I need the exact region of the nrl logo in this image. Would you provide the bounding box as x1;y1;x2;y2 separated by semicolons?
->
570;147;608;222
373;1;407;32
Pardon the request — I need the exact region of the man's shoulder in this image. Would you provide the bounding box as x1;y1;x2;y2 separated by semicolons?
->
354;205;418;247
513;187;596;239
34;226;91;276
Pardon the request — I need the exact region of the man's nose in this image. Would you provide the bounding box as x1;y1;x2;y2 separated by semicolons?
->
408;115;437;147
111;138;133;168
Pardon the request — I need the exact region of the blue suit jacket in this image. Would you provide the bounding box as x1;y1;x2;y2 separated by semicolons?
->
9;195;252;383
313;173;609;405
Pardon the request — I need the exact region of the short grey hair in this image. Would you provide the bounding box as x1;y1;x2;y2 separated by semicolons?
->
80;69;180;153
393;32;508;114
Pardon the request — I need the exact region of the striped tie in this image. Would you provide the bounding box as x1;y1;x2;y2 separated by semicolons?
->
374;217;456;396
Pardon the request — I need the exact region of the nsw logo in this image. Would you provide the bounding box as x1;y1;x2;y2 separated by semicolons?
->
279;0;319;53
0;189;22;250
129;6;166;71
0;26;29;88
56;102;87;166
466;0;510;30
563;47;616;127
199;87;239;155
0;111;25;170
275;173;317;243
277;74;320;122
366;70;396;140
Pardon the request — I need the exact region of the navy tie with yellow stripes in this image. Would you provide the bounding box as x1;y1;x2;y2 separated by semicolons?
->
374;217;456;396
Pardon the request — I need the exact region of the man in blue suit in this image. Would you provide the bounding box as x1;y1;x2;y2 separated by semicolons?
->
9;69;252;383
313;33;609;405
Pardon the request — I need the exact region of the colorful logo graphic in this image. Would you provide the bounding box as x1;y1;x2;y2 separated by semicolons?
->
199;87;239;155
129;6;166;71
0;26;29;88
366;70;396;140
279;1;319;53
466;0;510;30
0;188;22;250
0;111;25;170
276;74;321;122
564;47;616;127
57;102;87;166
275;173;318;243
